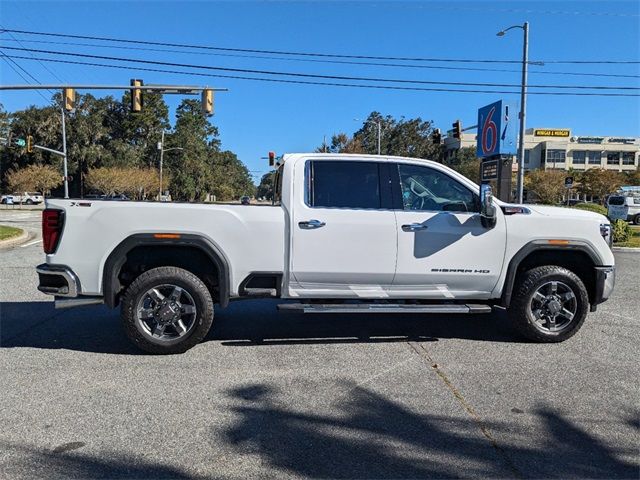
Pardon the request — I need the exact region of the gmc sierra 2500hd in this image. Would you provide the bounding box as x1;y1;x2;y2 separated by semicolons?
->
37;154;615;354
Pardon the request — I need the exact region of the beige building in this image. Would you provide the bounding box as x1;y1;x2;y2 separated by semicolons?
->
444;128;639;172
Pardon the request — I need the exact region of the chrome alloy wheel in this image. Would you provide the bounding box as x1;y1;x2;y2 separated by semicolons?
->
135;284;197;341
529;281;578;333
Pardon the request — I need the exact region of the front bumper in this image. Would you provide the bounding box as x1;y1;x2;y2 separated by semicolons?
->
592;266;615;310
36;263;80;297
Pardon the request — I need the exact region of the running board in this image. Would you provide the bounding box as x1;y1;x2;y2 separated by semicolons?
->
277;303;492;314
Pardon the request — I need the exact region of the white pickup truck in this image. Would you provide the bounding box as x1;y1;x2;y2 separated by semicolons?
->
37;153;615;354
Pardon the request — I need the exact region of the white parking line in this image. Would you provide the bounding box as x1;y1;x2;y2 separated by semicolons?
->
20;239;42;248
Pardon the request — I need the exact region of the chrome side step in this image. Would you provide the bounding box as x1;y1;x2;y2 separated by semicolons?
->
277;303;492;314
54;297;104;309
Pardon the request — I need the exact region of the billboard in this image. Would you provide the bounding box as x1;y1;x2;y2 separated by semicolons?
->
477;100;517;158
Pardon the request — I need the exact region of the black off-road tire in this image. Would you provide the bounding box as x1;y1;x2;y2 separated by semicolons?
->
508;265;589;343
121;266;214;354
634;214;640;226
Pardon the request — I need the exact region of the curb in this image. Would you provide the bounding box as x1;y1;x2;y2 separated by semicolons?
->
0;229;29;249
613;246;640;253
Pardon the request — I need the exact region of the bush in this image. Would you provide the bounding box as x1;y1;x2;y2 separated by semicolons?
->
572;203;607;216
612;219;632;243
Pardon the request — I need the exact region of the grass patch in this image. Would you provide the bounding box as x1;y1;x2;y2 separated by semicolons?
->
615;225;640;248
0;225;23;241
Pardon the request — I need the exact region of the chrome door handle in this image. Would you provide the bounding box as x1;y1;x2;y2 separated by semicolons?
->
401;223;428;232
299;219;326;229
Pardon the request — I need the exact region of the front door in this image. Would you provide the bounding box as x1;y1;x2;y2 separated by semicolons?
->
289;159;397;298
391;163;507;299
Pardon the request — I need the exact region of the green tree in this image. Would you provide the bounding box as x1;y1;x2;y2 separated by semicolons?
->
353;112;442;160
446;146;480;183
524;169;567;204
578;168;624;203
256;172;275;200
166;99;219;201
315;133;363;154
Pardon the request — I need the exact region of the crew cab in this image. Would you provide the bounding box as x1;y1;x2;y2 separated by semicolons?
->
37;154;616;354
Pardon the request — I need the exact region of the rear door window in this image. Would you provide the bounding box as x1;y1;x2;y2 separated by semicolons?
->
608;196;625;206
308;161;382;209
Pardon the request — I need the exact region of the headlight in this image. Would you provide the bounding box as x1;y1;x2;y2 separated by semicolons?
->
600;223;613;248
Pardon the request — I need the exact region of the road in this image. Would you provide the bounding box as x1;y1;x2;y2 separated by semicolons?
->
0;209;638;479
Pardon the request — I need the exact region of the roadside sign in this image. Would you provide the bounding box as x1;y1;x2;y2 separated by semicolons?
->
477;100;516;158
481;159;499;181
564;176;574;188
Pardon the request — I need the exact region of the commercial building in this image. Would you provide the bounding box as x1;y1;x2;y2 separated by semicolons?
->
444;128;639;172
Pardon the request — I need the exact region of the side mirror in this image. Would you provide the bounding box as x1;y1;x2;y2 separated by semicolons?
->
480;183;497;229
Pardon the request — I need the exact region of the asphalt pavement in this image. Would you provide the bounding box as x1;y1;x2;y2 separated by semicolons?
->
0;208;638;479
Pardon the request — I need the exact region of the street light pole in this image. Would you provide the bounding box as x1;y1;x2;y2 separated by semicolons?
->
159;130;165;200
353;118;382;155
497;22;529;204
157;130;184;200
517;22;529;204
61;107;69;199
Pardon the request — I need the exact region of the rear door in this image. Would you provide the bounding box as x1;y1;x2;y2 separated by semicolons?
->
289;158;397;297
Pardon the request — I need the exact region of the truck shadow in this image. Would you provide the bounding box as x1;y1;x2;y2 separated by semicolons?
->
0;299;519;355
216;382;638;479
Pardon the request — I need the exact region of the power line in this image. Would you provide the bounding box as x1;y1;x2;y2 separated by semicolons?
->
0;50;52;103
2;28;639;65
2;37;638;79
1;46;638;91
0;23;66;83
5;54;639;97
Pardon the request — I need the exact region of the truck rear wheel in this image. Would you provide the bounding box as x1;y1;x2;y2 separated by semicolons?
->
508;266;589;343
121;266;214;354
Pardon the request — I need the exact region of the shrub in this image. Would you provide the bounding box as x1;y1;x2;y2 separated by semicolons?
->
612;219;632;243
572;203;607;216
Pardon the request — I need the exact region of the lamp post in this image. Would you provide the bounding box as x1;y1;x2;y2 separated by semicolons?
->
497;22;529;204
157;130;183;200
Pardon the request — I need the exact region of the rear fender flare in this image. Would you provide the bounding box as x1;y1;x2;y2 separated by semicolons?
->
102;233;230;309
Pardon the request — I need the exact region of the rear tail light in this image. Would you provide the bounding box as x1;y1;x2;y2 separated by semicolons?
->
42;209;64;254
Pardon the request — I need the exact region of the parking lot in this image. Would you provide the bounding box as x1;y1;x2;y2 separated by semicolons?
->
0;209;638;479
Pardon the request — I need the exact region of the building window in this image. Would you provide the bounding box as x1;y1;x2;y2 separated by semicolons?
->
607;152;620;165
546;149;566;166
524;149;530;164
622;152;636;165
587;151;601;164
572;151;586;164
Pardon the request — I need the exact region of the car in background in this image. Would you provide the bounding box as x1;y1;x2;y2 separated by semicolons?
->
240;195;251;205
1;192;44;205
607;195;640;224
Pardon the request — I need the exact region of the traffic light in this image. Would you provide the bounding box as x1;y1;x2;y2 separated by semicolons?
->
63;87;76;111
202;89;214;115
431;128;442;145
130;79;143;112
26;135;34;153
452;120;462;139
268;151;276;167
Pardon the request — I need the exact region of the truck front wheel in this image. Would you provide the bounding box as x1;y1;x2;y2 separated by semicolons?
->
121;266;214;354
508;266;589;343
